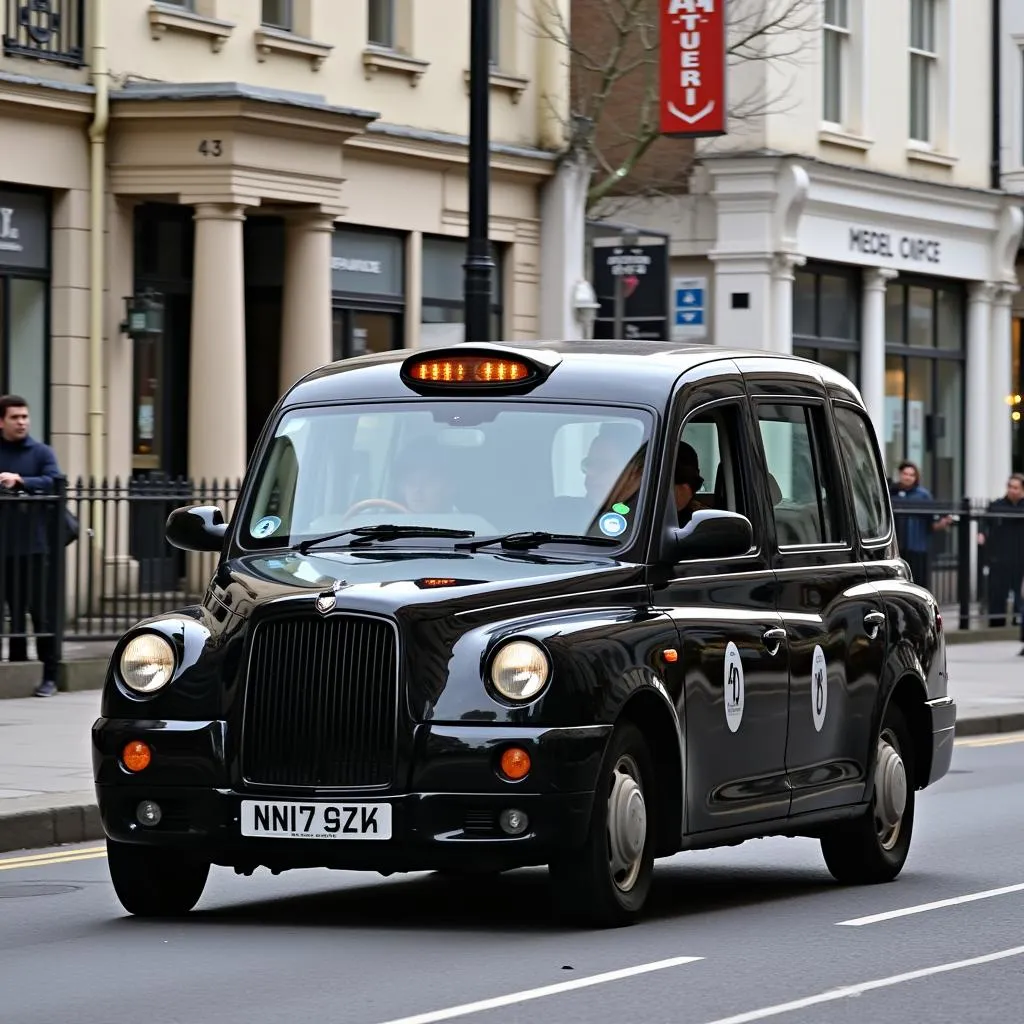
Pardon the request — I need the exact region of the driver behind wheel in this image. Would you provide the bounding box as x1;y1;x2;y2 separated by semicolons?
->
393;440;459;514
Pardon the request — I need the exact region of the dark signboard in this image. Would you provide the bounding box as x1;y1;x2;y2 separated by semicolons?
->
591;234;669;340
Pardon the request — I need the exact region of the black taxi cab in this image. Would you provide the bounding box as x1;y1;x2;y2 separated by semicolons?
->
91;341;956;927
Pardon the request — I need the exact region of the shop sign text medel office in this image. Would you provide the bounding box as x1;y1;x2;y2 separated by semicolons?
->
659;0;727;137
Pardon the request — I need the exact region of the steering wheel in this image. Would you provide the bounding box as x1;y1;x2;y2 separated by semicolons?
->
343;497;411;518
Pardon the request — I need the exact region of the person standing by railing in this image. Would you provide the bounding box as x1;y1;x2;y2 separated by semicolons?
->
977;473;1024;630
0;395;61;697
889;460;953;591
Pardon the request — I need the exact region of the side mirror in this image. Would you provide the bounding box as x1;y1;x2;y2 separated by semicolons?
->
166;504;228;553
666;509;753;562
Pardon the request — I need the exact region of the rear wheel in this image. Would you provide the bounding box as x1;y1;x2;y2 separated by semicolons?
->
548;721;655;927
107;839;210;917
820;702;915;884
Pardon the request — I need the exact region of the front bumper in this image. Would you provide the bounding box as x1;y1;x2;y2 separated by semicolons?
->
924;696;957;786
91;719;610;872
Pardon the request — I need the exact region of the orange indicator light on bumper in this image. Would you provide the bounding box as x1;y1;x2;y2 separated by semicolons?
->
122;741;151;773
499;747;531;781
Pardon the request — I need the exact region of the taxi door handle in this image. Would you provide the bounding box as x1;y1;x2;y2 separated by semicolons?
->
864;610;886;640
762;627;786;657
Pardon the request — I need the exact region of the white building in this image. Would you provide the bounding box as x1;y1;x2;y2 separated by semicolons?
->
610;0;1022;502
997;0;1024;474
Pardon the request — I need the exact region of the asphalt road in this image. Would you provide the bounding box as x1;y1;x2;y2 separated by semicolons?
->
2;734;1023;1024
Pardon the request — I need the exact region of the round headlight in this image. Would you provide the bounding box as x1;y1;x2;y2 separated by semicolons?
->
489;640;550;701
120;633;176;694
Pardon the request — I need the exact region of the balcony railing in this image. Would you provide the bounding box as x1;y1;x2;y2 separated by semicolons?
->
3;0;85;67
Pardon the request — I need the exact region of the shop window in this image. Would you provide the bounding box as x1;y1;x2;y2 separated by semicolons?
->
792;266;859;385
7;280;47;444
1013;317;1023;472
421;236;504;345
883;278;964;498
489;0;501;65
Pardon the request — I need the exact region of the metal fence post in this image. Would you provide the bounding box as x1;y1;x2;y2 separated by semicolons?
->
53;475;68;666
957;495;971;632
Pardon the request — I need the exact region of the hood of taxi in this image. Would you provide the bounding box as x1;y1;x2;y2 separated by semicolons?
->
211;547;644;620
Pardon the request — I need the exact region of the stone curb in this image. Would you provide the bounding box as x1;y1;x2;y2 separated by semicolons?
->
0;659;108;700
2;711;1022;856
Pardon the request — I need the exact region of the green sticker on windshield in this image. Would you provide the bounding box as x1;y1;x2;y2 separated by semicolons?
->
612;503;630;515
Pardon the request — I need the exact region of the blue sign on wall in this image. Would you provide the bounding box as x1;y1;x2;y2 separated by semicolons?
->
672;277;707;340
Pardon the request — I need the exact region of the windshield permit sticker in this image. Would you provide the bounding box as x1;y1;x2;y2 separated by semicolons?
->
252;516;282;539
598;512;628;538
612;502;630;515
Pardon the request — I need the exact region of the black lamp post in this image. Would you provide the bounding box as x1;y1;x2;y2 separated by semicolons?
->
463;0;495;342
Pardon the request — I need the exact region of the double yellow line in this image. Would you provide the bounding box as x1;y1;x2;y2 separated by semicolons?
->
955;732;1024;749
0;845;107;872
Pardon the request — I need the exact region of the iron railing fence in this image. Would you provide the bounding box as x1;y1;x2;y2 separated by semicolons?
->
0;481;1021;663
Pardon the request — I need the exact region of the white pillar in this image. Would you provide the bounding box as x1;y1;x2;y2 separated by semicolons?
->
770;253;804;354
988;284;1018;497
279;210;335;394
539;151;590;340
710;256;774;350
966;282;996;501
405;230;422;349
861;268;898;442
189;203;248;485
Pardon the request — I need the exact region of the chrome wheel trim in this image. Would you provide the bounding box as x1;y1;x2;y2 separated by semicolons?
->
874;727;908;851
606;753;647;893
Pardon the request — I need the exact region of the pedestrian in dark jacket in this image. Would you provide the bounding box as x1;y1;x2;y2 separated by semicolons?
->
978;473;1024;631
889;461;952;591
0;395;61;696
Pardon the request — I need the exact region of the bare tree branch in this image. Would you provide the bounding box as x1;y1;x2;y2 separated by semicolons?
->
529;0;819;212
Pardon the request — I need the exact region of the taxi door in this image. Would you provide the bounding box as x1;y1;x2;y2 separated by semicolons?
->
745;369;884;815
650;364;791;834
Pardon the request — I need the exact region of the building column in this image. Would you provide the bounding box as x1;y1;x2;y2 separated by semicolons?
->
405;230;422;349
279;210;336;393
710;256;775;350
989;284;1018;497
189;203;248;485
770;253;805;354
861;268;898;443
966;282;996;501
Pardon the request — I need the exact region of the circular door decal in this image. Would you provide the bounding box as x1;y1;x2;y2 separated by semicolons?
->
811;644;828;732
724;641;745;733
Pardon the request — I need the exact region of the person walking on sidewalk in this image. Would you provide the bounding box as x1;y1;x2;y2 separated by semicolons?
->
890;461;953;590
0;395;61;697
977;473;1024;629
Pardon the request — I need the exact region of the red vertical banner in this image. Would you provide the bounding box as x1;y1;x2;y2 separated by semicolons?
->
659;0;728;137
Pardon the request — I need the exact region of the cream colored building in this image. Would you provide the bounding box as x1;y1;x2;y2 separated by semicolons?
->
607;0;1023;503
0;0;575;492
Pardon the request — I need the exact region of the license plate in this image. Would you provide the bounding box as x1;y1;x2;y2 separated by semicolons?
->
240;800;392;840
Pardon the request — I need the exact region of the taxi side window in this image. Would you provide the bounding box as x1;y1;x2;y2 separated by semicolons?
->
678;404;747;516
833;404;891;541
756;403;843;547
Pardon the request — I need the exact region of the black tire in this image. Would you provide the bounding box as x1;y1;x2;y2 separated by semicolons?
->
107;839;210;917
548;721;656;927
820;701;916;884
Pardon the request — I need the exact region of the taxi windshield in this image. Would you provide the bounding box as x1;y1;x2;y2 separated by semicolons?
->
241;400;654;550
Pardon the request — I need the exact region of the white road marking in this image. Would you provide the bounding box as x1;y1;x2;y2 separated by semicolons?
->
372;954;704;1024
836;882;1024;926
697;945;1024;1024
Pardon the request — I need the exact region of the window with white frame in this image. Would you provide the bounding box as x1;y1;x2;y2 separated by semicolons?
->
489;0;501;66
368;0;395;48
261;0;292;30
822;0;849;125
909;0;937;143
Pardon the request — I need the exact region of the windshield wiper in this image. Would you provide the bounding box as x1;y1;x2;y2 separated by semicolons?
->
455;531;620;552
296;524;474;554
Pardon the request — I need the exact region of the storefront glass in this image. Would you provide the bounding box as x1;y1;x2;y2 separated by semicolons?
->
1012;317;1022;472
331;227;405;360
792;264;859;384
883;277;965;499
420;236;503;345
0;188;50;441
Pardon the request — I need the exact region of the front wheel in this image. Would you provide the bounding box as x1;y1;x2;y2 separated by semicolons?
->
820;702;915;884
548;721;656;927
107;839;210;917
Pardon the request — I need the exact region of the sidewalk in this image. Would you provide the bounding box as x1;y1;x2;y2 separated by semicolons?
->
0;641;1021;855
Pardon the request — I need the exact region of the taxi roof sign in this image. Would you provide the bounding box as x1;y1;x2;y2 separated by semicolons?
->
399;344;559;393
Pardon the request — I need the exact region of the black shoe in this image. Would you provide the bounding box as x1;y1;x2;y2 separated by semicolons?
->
34;679;57;697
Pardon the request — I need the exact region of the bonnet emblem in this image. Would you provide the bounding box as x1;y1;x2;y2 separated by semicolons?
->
315;579;346;614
